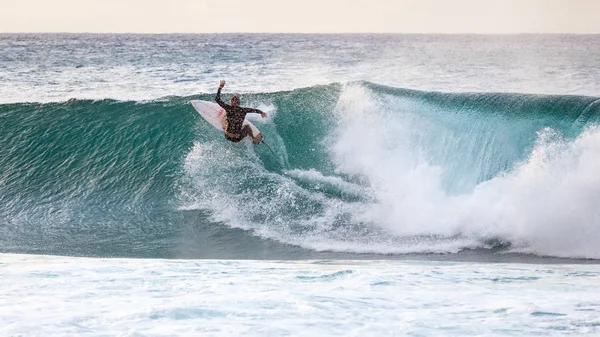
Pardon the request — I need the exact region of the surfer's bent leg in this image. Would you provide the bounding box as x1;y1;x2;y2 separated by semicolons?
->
242;125;262;144
241;125;253;139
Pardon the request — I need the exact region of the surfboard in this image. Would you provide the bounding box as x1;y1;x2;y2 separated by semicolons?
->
189;100;262;142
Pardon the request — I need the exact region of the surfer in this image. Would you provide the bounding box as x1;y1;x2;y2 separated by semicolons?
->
216;80;267;144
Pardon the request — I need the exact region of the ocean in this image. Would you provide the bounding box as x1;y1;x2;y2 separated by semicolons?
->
1;34;600;335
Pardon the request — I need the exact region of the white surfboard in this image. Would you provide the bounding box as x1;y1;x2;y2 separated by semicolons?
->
189;100;261;142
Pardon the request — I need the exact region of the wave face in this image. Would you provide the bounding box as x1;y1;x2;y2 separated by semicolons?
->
1;82;600;259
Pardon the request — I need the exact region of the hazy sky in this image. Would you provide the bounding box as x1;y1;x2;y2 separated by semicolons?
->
2;0;600;34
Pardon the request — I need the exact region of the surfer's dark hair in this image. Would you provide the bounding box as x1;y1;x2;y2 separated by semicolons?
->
230;94;240;106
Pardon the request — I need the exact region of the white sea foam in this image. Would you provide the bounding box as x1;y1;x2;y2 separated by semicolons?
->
2;254;600;336
329;85;600;258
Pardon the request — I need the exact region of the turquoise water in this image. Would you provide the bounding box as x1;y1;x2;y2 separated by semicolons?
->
2;82;600;259
1;34;600;260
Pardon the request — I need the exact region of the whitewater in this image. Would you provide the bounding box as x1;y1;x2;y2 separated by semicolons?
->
2;34;600;335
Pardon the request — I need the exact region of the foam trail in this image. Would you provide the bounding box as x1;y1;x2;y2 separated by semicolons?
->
284;169;365;197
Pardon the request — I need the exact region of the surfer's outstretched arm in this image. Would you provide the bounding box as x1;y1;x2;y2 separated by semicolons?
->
241;107;267;118
215;80;229;109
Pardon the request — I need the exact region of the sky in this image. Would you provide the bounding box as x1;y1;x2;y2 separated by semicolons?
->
2;0;600;34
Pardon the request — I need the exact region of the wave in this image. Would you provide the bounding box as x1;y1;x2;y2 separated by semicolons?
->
1;82;600;259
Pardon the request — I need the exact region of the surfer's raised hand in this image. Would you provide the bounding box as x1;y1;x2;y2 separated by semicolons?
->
261;112;267;118
219;80;226;88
